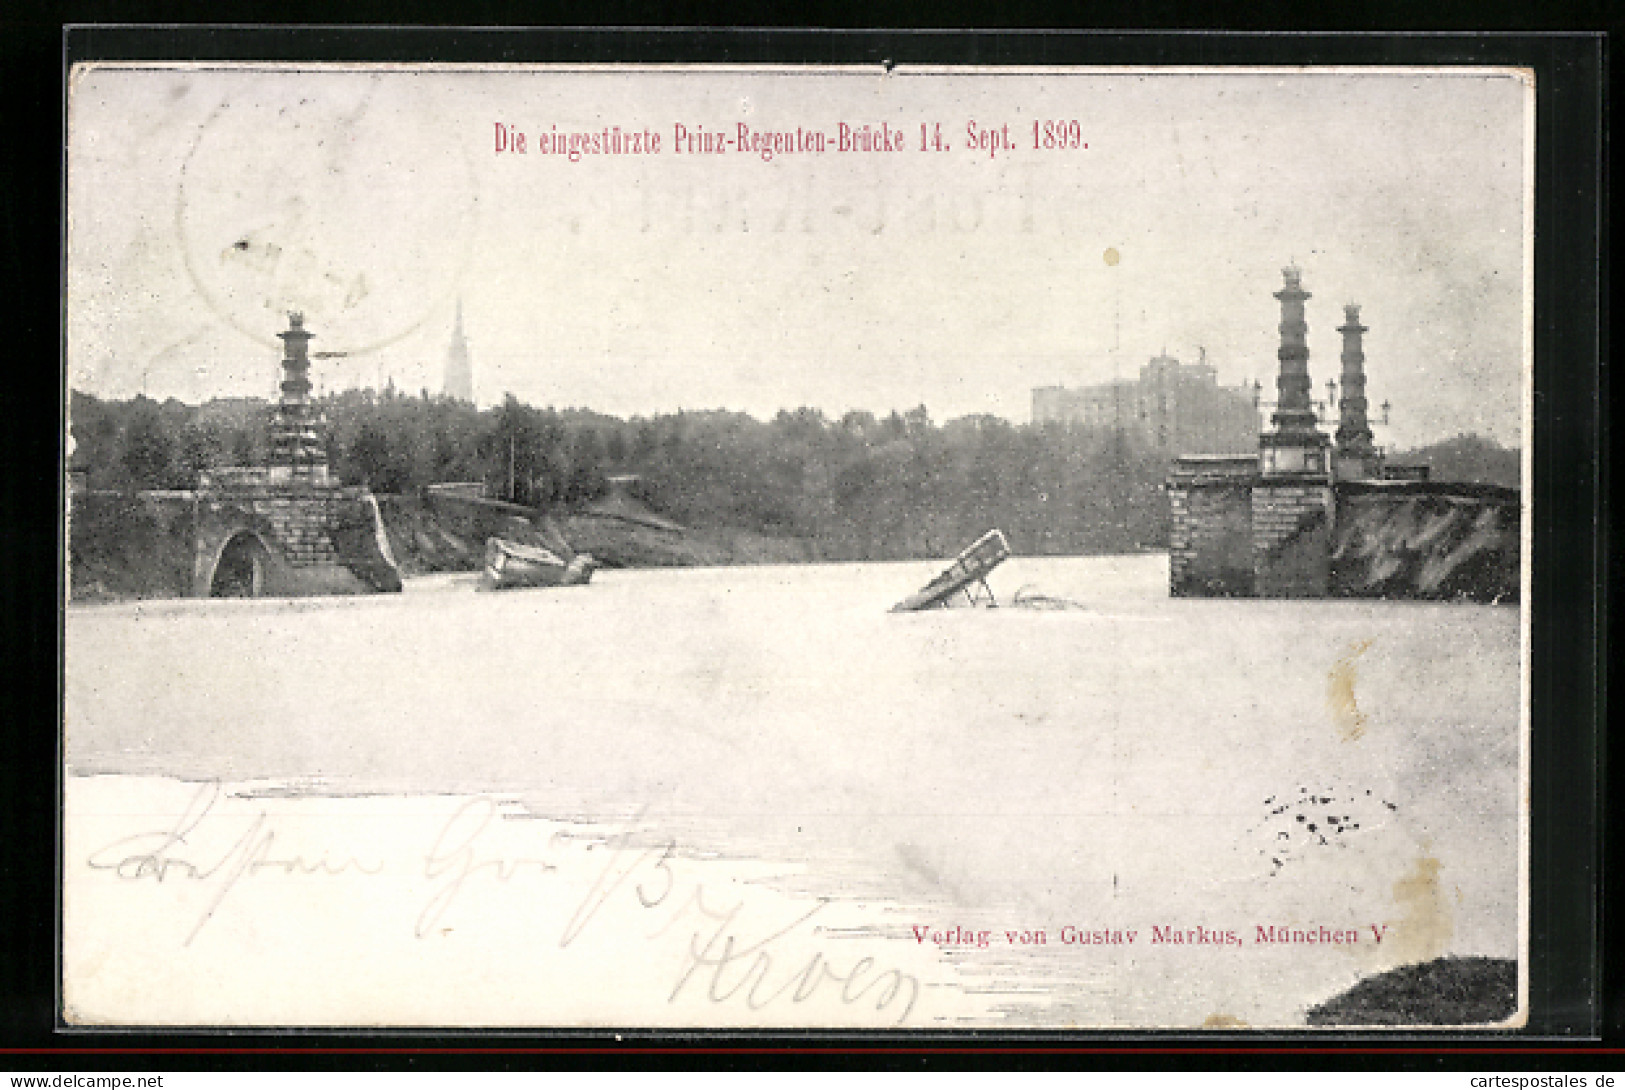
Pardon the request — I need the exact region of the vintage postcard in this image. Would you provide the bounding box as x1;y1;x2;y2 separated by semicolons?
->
63;63;1531;1029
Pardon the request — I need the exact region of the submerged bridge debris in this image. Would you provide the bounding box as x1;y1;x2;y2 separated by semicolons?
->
890;530;1011;612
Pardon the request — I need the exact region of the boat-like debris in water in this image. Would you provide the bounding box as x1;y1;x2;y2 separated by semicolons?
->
482;536;598;590
889;529;1012;612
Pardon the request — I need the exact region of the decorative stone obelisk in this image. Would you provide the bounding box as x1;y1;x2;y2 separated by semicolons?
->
1258;265;1330;477
1333;304;1382;480
269;312;328;480
1252;266;1332;597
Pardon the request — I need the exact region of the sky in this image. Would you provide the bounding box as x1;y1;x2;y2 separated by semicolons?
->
66;65;1531;448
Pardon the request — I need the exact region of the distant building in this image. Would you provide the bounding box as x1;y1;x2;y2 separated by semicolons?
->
1032;350;1259;454
443;299;474;403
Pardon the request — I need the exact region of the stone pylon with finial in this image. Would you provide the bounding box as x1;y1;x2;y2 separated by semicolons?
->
1333;304;1382;479
269;312;328;478
1259;265;1329;477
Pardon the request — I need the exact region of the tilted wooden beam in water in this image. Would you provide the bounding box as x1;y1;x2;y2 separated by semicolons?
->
889;529;1012;612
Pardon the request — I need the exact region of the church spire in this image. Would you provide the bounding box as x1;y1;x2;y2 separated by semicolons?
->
443;299;474;402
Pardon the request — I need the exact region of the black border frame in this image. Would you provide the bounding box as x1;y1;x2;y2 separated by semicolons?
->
4;24;1605;1067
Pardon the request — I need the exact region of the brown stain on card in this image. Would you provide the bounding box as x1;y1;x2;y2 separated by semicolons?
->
1387;851;1455;965
1328;638;1374;741
1342;849;1456;972
1202;1013;1248;1029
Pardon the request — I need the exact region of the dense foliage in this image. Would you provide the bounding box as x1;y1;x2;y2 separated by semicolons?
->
68;388;1522;561
1389;434;1522;491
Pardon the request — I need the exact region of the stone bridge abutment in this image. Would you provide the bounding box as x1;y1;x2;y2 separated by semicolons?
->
190;473;402;597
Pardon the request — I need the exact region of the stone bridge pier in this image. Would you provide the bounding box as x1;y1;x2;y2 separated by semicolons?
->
192;471;402;597
71;314;404;601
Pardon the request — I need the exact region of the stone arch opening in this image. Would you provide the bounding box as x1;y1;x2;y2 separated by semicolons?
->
210;531;271;597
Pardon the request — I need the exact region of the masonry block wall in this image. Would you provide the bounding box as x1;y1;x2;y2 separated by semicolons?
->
192;473;402;596
260;493;341;567
1168;480;1255;596
1165;467;1517;602
1251;481;1333;597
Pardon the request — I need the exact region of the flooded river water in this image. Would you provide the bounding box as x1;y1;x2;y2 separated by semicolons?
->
63;554;1522;1028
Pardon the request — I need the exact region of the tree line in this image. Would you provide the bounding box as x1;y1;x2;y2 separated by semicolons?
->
67;387;1520;561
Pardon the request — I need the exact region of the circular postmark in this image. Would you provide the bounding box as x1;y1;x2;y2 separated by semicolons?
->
176;73;479;355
